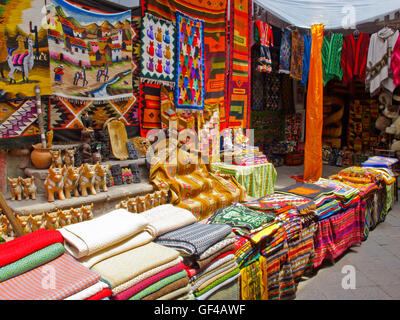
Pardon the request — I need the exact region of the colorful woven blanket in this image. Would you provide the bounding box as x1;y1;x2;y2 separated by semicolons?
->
277;182;335;200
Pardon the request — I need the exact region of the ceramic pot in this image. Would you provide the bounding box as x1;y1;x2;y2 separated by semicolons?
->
31;144;52;169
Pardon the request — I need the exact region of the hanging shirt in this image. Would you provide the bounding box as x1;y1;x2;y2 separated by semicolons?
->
390;35;400;88
254;20;274;72
366;27;399;96
340;33;370;86
279;28;292;74
322;33;344;86
290;29;304;81
300;34;312;85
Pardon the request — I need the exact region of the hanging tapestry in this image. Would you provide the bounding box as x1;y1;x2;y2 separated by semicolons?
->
227;0;252;129
300;34;312;85
251;44;266;111
0;99;41;148
160;85;195;132
49;96;139;139
139;82;161;137
285;113;303;143
140;12;176;87
145;0;229;128
130;14;142;129
174;12;205;110
0;0;52;100
254;20;273;73
265;72;281;111
290;30;304;81
47;0;133;102
279;28;291;74
322;33;344;86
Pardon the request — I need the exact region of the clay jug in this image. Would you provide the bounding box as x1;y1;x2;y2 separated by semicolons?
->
31;144;52;169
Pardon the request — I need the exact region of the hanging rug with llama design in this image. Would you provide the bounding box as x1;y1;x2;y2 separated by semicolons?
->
140;12;176;87
47;0;133;103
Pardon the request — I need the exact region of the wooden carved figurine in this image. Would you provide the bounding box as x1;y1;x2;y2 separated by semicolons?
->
50;150;63;168
58;209;71;227
80;203;94;221
94;162;111;193
46;130;54;148
64;166;80;199
0;215;13;238
20;177;37;200
44;166;66;202
136;196;147;213
45;211;59;230
160;190;169;204
16;215;31;234
154;190;163;207
29;213;44;232
7;177;22;201
127;198;138;213
78;164;96;197
144;193;154;209
63;148;76;167
117;198;128;210
69;207;82;224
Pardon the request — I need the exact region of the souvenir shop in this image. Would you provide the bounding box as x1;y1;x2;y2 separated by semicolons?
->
0;0;399;301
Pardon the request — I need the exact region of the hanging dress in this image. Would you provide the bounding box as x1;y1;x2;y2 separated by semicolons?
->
340;33;370;86
390;34;400;88
300;34;311;85
279;28;291;74
321;33;344;86
290;29;304;81
254;20;274;73
366;27;399;96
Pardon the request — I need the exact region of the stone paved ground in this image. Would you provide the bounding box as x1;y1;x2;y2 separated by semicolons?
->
275;165;400;300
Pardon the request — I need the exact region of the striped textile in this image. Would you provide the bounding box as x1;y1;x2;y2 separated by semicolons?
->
239;257;268;300
313;207;363;268
0;243;65;283
211;162;277;198
0;254;101;300
155;223;232;257
194;267;240;297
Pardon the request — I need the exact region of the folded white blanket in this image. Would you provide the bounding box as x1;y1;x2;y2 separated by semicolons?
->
64;281;109;300
60;209;149;259
81;231;153;269
140;204;197;237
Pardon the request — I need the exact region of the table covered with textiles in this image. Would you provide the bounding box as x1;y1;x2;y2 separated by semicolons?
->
211;162;277;198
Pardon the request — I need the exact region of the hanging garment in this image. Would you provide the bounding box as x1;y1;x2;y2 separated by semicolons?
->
290;29;304;81
303;24;324;182
254;20;274;72
390;35;400;88
300;34;311;85
341;33;370;86
321;33;344;86
366;27;399;96
279;28;292;74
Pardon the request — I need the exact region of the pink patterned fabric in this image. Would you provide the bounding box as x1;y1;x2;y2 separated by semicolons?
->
390;36;400;87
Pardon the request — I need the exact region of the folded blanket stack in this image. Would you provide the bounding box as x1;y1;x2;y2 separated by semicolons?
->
155;222;238;300
0;229;103;300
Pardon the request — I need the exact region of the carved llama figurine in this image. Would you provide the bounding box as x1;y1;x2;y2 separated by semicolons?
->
80;203;94;221
16;215;31;234
94;162;111;193
58;209;71;227
64;166;80;199
127;198;138;213
144;193;154;210
50;150;63;168
69;207;82;224
29;213;45;232
136;196;147;213
45;211;59;230
20;177;37;200
78;164;96;197
63;148;76;167
0;215;13;238
7;177;22;201
44;166;66;202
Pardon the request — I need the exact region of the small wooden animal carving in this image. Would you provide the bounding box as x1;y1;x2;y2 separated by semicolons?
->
69;207;82;224
45;211;59;230
0;215;13;238
94;162;111;193
58;209;71;227
127;198;138;213
160;190;169;204
80;203;94;221
50;150;63;168
63;148;76;167
136;196;147;213
64;166;80;198
29;213;45;232
144;193;154;209
7;177;22;201
44;166;66;202
16;215;31;234
154;190;163;207
78;164;96;197
20;177;37;200
117;198;128;210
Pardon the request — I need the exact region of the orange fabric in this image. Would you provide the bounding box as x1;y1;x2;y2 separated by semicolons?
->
304;24;324;182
